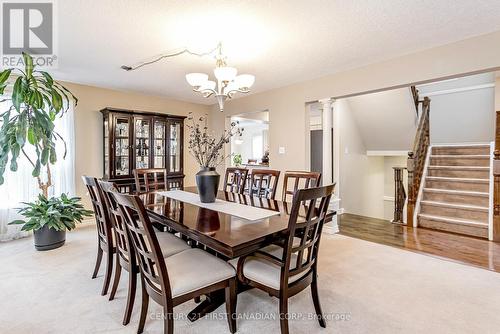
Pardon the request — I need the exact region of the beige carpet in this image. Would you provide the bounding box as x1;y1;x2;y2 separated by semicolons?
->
1;224;500;334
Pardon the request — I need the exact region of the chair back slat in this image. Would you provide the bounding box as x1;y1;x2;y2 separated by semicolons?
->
82;176;113;247
282;171;322;202
99;180;135;267
281;184;334;285
133;168;167;194
249;169;280;200
111;191;173;300
223;167;249;194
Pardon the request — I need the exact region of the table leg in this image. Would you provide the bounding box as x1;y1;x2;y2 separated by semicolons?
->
187;282;252;322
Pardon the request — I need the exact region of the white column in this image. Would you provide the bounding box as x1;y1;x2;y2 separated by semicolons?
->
319;98;333;184
318;98;339;234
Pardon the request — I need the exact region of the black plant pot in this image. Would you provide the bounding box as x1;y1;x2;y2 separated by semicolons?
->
195;167;220;203
33;225;66;251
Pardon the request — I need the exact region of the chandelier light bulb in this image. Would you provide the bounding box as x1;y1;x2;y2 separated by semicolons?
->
186;73;208;88
234;74;255;89
214;66;237;82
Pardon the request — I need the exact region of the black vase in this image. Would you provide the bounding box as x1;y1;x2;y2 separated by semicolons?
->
33;225;66;251
195;167;220;203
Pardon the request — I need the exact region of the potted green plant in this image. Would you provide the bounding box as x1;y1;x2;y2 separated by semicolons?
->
10;194;93;250
233;153;242;167
0;53;92;250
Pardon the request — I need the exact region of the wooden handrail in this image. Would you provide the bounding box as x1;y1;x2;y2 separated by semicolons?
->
410;86;420;116
407;96;431;226
392;167;407;224
493;111;500;241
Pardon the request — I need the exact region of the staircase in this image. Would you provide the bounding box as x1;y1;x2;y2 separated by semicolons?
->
417;144;491;238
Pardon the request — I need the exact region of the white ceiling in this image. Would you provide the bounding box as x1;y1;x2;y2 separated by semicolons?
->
53;0;500;104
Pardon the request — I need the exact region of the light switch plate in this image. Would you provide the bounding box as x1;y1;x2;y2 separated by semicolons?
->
279;146;286;154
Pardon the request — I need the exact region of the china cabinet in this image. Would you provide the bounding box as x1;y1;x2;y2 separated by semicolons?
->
101;108;185;193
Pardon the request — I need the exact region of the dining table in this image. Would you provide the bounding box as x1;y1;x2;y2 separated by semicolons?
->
139;186;335;321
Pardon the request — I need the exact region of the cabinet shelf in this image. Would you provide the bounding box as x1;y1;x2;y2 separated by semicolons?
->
102;108;185;187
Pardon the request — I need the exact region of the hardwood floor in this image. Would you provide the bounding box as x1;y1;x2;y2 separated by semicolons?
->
338;213;500;273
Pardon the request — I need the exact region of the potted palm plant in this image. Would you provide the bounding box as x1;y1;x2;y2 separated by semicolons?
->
1;53;92;250
186;113;243;203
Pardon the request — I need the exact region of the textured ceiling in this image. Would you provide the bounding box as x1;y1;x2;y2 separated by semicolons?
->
52;0;500;104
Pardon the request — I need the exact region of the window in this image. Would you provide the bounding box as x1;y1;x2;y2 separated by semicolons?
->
0;100;76;241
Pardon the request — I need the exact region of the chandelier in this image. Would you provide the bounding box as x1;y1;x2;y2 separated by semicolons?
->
121;43;255;112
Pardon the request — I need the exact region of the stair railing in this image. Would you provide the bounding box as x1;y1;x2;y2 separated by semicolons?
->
392;167;407;224
493;111;500;241
407;92;431;226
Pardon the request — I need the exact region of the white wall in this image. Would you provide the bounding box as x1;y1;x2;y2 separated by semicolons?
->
418;73;495;144
338;99;385;219
346;88;416;150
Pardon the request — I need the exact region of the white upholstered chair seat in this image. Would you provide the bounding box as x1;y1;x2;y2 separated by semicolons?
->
155;232;191;258
230;244;309;290
165;248;236;298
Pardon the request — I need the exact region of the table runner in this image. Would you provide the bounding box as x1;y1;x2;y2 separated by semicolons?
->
158;190;280;221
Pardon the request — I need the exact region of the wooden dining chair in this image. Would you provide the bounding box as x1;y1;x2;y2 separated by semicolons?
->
112;191;238;334
223;167;249;194
282;171;322;202
100;180;191;326
133;168;167;194
236;183;335;334
82;175;115;296
249;169;280;199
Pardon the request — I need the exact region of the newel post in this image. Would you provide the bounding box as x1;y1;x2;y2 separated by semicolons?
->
407;151;415;227
392;167;407;224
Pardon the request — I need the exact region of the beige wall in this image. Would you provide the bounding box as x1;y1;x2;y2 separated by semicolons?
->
211;30;500;205
65;82;211;207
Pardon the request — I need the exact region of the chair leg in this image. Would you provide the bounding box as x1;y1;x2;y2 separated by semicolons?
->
279;296;289;334
163;306;174;334
137;279;149;334
92;246;103;279
123;271;137;326
101;250;113;296
225;279;237;334
109;255;121;301
311;276;326;328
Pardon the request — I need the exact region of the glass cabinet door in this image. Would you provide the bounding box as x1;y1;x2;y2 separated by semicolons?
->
153;120;166;168
168;121;182;173
114;117;130;176
104;117;109;177
135;118;150;169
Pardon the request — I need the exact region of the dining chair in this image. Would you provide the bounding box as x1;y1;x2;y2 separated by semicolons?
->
82;175;115;296
133;168;167;194
99;180;191;326
236;183;335;334
282;171;322;202
112;191;238;334
223;167;249;194
249;169;280;199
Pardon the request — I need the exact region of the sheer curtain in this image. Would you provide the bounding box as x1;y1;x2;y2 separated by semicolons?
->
0;101;76;242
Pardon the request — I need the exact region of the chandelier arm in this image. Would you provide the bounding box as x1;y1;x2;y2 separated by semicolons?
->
196;88;217;98
121;44;221;71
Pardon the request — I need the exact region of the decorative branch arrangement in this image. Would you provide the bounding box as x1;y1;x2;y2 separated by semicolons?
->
186;112;243;168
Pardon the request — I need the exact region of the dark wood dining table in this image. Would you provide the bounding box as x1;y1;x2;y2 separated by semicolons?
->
139;186;335;320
